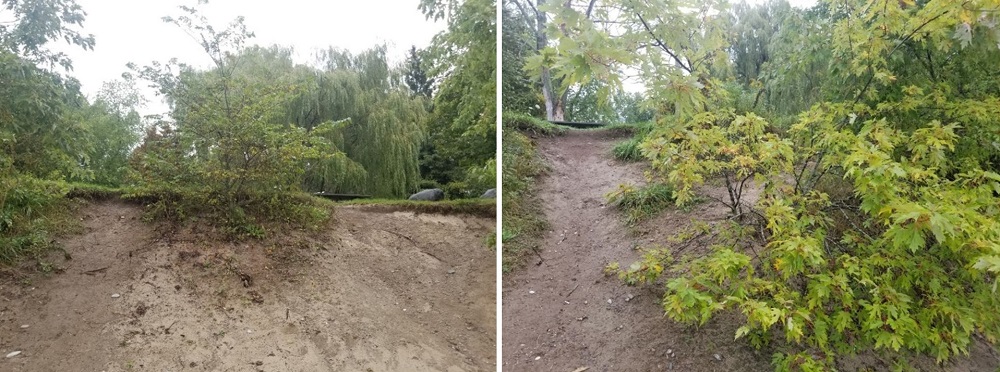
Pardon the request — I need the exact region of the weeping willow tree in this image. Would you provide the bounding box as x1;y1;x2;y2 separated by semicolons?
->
304;46;425;197
207;45;427;198
728;1;793;85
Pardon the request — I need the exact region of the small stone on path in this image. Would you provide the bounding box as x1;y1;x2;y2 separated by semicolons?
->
111;293;120;298
5;351;21;358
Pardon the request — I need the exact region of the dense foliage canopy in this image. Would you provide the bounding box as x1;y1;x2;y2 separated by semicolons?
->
535;0;1000;369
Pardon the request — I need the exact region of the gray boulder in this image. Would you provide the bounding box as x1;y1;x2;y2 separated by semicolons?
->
409;188;444;201
480;188;496;199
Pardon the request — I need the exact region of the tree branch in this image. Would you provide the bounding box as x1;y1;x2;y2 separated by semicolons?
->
634;11;692;73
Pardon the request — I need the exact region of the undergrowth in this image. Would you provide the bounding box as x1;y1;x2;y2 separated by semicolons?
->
0;178;103;264
338;198;496;218
606;183;675;226
611;122;654;161
503;111;566;136
121;186;332;240
501;114;554;270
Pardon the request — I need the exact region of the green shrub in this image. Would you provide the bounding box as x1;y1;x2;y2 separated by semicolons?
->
442;181;471;199
417;179;442;190
0;177;80;264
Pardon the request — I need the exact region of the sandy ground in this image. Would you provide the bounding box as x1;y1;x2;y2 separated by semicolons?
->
0;201;496;372
501;129;1000;372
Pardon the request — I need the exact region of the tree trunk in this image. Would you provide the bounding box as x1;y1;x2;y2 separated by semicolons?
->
553;89;567;121
536;0;557;121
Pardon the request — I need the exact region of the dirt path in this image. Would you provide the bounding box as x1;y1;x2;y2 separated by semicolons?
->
501;130;771;372
0;201;495;372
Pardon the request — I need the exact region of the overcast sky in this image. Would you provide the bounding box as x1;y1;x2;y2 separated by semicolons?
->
54;0;444;116
50;0;818;113
620;0;819;91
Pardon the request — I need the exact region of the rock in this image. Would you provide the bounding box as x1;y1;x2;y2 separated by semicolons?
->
111;293;121;298
447;269;456;275
714;354;722;361
480;188;496;198
408;188;444;201
5;351;21;358
19;325;28;329
534;356;541;361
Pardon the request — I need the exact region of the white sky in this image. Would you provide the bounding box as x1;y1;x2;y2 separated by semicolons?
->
621;0;819;92
52;0;445;116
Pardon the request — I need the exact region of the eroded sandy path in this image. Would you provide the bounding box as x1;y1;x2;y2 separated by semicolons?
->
501;130;771;372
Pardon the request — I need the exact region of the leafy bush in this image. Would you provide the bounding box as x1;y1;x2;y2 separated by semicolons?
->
539;0;1000;369
417;179;442;190
124;9;331;237
0;176;66;263
441;181;470;199
464;158;497;196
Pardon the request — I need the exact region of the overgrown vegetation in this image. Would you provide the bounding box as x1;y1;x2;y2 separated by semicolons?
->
605;183;675;226
340;198;495;218
610;122;654;161
500;114;554;270
535;0;1000;370
1;0;496;261
503;111;566;135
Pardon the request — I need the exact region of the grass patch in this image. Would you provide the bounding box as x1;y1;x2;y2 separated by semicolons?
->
503;112;566;136
612;137;645;161
606;183;675;226
337;198;496;218
501;115;553;271
608;122;654;161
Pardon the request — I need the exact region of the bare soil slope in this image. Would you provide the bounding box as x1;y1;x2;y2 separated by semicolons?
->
501;129;999;372
0;201;495;372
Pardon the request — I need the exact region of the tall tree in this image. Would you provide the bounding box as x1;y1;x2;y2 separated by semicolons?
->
508;0;567;120
501;1;540;115
419;0;497;192
404;45;434;97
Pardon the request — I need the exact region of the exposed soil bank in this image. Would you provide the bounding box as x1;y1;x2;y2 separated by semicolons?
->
0;201;495;372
